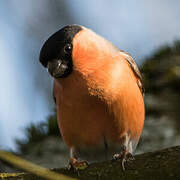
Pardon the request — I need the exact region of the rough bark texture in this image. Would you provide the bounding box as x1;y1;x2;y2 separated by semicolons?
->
1;146;180;180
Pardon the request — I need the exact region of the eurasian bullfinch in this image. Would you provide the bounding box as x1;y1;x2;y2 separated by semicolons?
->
39;25;145;170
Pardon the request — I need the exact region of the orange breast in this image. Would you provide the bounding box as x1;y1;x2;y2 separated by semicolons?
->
54;74;118;148
54;57;145;150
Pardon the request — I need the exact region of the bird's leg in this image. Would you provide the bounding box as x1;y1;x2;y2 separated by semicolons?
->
68;147;88;171
68;157;89;171
112;146;135;171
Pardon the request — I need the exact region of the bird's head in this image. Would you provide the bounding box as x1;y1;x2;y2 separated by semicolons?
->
39;24;119;79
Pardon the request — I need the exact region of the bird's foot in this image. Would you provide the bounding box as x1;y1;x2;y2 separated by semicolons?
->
112;150;134;171
68;158;88;171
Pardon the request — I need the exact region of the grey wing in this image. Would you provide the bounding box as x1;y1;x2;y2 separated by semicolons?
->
119;50;145;96
53;91;56;104
53;82;56;104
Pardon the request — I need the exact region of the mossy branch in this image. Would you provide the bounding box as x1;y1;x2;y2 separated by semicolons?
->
1;146;180;180
0;150;76;180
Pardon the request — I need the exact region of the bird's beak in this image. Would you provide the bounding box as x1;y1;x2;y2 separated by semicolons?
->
47;59;68;78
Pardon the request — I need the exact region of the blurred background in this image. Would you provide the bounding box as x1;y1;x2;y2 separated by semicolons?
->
0;0;180;172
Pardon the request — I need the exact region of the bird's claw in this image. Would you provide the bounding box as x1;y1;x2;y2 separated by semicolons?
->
68;158;89;171
112;151;134;171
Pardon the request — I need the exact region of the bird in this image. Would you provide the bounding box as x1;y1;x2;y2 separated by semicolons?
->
39;24;145;170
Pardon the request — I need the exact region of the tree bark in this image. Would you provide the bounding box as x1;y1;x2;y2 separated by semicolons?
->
1;146;180;180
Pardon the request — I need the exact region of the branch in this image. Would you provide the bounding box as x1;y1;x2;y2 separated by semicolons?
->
1;146;180;180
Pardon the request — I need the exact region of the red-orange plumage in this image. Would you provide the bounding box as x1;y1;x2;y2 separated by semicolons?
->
53;27;145;162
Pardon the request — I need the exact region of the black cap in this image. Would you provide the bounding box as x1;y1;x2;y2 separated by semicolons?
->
39;24;83;67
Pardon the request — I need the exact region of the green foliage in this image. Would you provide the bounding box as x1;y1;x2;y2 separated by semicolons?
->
141;40;180;93
47;113;60;136
15;111;60;154
141;40;180;131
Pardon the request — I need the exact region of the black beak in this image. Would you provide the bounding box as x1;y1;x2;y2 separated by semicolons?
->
47;59;68;78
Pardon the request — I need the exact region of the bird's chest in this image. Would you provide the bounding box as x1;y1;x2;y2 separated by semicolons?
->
57;91;116;149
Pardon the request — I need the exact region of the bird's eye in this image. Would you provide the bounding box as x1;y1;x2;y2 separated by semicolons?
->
64;44;72;54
